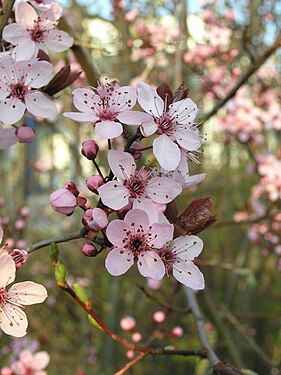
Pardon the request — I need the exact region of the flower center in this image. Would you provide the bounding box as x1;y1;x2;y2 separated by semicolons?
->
29;22;45;42
156;113;175;136
125;170;148;198
0;288;8;307
10;83;28;100
158;246;175;269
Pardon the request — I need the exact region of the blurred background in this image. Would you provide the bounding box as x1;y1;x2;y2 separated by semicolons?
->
0;0;280;374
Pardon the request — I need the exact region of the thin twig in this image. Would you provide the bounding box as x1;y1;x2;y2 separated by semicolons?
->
0;0;16;39
201;34;281;123
184;288;220;366
114;353;147;375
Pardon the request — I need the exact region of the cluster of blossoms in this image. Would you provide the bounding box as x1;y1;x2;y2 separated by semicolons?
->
50;79;207;289
1;349;50;375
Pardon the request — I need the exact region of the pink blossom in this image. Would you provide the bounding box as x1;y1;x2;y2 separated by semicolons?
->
83;208;108;231
86;175;104;193
0;252;48;337
49;188;77;215
118;81;202;171
97;150;182;210
81;140;99;160
3;2;73;60
29;0;62;12
158;235;205;290
81;242;98;257
64;82;137;139
0;57;57;125
11;350;50;375
105;209;173;280
0;128;18;149
0;227;28;269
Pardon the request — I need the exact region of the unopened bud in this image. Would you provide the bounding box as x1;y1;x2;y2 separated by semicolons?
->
15;219;25;231
81;242;98;257
49;188;77;216
120;316;136;331
81;140;99;160
153;311;165;323
131;332;142;343
9;248;28;269
83;208;108;231
86;175;104;193
171;326;183;337
130;141;142;160
64;181;79;197
15;125;35;143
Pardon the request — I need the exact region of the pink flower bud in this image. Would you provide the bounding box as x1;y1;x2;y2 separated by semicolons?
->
86;175;104;193
120;316;136;331
81;242;98;257
130;141;142;160
81;140;99;160
15;219;25;231
153;311;165;323
49;188;77;216
19;206;29;218
15;239;26;249
171;326;183;337
15;125;35;143
131;332;142;343
126;350;134;359
92;208;108;231
64;181;79;197
0;217;9;226
5;238;15;248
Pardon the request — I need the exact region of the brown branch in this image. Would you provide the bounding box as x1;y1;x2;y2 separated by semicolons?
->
0;0;15;39
58;17;100;86
114;353;147;375
201;34;281;123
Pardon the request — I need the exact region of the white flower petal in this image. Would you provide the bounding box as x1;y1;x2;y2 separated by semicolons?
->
108;150;135;180
0;98;26;125
44;29;73;52
95;120;123;139
32;351;50;370
147;176;182;203
23;61;53;88
0;304;28;337
105;248;134;276
172;235;204;260
149;222;174;248
137;81;164;117
0;253;16;287
153;134;181;171
98;181;129;210
173;261;205;290
0;128;18;149
140;120;158;137
0;226;3;243
109;86;137;112
124;209;149;233
169;98;198;124
116;111;152;125
183;173;206;188
8;281;48;305
2;24;30;45
25;92;57;118
72;88;97;113
12;39;37;60
106;220;129;247
137;251;165;280
15;2;37;27
175;128;203;152
63;111;98;123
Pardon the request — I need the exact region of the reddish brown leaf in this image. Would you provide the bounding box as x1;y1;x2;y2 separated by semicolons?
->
43;65;82;96
156;82;173;110
173;82;189;101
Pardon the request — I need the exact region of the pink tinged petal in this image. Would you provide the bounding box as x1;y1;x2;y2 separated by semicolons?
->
0;304;28;337
105;248;134;276
106;220;129;247
2;24;30;45
140;120;158;137
8;281;48;305
0;253;16;287
132;198;161;225
12;39;37;61
0;128;18;149
0;226;3;243
153;134;181;171
25;92;57;118
98;181;129;210
168;98;198;123
149;222;174;248
0;98;26;125
116;111;152;125
95;120;123;139
23;61;53;88
172;235;204;260
15;2;38;26
109;86;137;112
63;111;98;123
137;81;164;117
44;29;73;52
31;351;50;370
183;173;206;188
137;251;165;280
173;261;205;290
108;150;135;179
175;128;203;152
72;88;96;113
146;176;182;203
124;209;149;233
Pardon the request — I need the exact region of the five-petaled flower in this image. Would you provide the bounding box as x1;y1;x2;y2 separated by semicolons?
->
105;209;174;280
11;349;50;375
158;235;205;290
0;252;48;337
97;150;182;210
63;82;137;139
118;81;203;171
3;2;73;60
0;57;57;125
